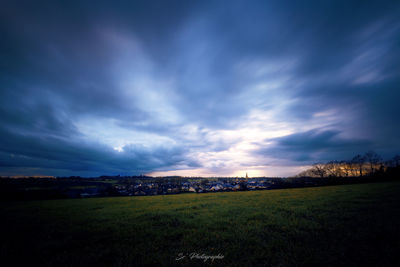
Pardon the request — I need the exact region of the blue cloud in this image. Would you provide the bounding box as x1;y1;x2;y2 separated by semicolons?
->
1;0;400;176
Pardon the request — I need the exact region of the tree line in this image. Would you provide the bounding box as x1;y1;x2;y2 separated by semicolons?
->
296;151;400;178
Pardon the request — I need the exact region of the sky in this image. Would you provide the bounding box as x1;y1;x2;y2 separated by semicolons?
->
1;0;400;177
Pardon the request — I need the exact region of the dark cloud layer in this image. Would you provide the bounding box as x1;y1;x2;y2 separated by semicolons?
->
257;129;373;164
1;0;400;176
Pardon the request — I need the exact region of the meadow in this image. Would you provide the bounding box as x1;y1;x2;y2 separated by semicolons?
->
1;182;400;266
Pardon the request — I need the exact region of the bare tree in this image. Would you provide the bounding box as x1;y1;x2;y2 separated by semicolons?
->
364;151;382;175
393;155;400;167
311;163;327;178
325;160;343;177
345;159;357;177
339;160;350;177
294;151;400;178
351;154;365;177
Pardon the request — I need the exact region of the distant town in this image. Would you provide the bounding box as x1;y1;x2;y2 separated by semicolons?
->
1;166;399;200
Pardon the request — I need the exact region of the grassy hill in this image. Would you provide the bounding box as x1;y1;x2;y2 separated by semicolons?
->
1;182;400;266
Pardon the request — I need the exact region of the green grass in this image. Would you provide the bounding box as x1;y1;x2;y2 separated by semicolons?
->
1;182;400;266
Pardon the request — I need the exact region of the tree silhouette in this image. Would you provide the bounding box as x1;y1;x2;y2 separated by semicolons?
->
339;160;351;177
351;154;366;177
325;161;342;177
364;151;382;175
392;155;400;167
311;163;327;178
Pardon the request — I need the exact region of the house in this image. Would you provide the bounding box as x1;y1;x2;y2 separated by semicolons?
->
189;186;197;192
210;184;223;191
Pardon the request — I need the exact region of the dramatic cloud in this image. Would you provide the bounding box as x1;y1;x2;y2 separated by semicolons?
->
1;0;400;176
256;129;372;163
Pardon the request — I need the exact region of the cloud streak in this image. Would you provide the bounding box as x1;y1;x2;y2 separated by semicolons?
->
1;0;400;176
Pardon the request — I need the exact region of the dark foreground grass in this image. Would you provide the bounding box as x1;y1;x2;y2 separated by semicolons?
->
1;182;400;266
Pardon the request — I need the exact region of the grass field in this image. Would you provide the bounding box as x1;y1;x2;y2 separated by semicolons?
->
1;182;400;266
